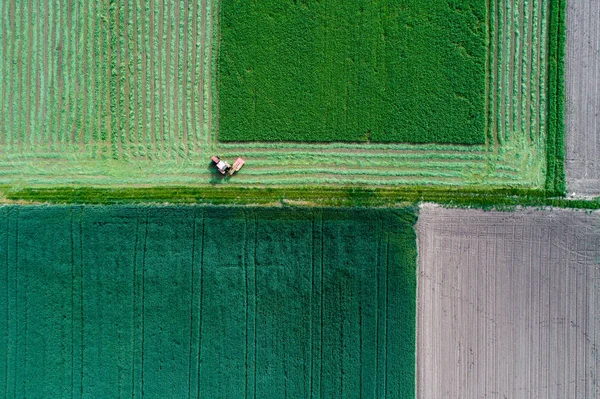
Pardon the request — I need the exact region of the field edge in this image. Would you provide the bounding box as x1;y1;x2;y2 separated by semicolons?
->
1;185;598;210
545;0;567;194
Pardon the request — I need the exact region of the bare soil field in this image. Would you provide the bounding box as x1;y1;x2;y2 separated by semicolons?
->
565;0;600;196
417;205;600;398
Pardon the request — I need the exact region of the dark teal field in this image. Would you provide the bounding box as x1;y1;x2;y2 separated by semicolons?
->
0;206;417;398
218;0;487;144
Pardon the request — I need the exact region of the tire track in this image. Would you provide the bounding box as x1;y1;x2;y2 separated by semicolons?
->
0;0;6;147
417;205;600;398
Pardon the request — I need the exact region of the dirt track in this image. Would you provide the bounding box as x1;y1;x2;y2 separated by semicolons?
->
565;0;600;195
417;205;600;398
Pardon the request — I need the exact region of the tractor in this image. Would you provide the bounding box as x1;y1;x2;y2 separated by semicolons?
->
211;156;245;176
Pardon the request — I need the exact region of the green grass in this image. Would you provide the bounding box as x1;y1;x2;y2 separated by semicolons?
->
3;185;599;210
545;0;566;194
0;0;213;161
0;0;566;193
0;205;418;398
218;0;487;144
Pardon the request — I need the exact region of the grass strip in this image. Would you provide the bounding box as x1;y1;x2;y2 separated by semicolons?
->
545;0;566;194
2;185;598;210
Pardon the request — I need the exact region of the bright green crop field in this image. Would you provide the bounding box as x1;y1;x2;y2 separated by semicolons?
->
218;0;487;144
0;205;418;398
0;0;565;194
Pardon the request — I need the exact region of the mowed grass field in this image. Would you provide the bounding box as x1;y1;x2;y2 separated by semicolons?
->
0;205;418;398
218;0;487;144
0;0;564;191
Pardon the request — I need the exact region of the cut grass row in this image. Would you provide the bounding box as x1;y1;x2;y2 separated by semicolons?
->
0;0;213;161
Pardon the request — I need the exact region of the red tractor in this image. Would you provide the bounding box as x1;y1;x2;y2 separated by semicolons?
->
211;156;245;176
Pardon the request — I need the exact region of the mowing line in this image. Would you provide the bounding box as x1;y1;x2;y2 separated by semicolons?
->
149;0;159;158
150;0;160;158
178;0;190;158
137;0;146;157
173;0;183;158
32;0;42;149
154;0;163;158
25;0;33;151
513;0;521;137
142;0;153;157
0;0;5;148
16;0;25;152
83;0;93;151
53;2;65;151
216;150;488;161
123;0;134;159
0;1;3;146
93;0;104;159
192;0;204;145
504;0;513;142
206;0;216;151
130;0;141;159
8;0;18;152
100;1;111;157
217;141;489;152
158;0;167;158
6;0;16;152
72;0;84;153
184;0;197;153
70;0;81;152
0;0;9;149
164;0;174;158
202;0;211;150
60;0;70;152
162;0;171;158
113;0;125;159
176;0;186;158
171;0;181;158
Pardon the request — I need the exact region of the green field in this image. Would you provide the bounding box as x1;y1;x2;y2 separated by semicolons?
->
0;205;417;398
218;0;487;144
0;0;564;192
